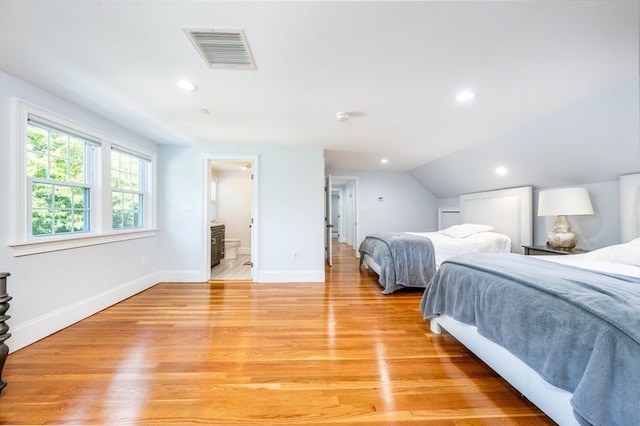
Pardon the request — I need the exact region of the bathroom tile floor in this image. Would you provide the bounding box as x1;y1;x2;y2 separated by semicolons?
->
210;254;252;280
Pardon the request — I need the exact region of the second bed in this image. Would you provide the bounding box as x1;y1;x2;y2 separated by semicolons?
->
359;186;533;294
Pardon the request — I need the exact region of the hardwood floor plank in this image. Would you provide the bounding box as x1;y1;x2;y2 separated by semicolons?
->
0;241;553;424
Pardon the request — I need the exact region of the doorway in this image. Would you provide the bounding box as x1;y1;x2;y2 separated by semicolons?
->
331;192;340;239
325;175;358;265
207;156;258;281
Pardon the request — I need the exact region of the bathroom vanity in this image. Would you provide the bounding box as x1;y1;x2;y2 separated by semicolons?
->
210;224;225;267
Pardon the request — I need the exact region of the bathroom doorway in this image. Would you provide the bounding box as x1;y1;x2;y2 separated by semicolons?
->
207;156;258;281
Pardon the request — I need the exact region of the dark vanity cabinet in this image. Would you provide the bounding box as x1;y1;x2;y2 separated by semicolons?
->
210;224;225;267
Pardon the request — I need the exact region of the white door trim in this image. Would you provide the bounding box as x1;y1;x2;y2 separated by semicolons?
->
202;153;259;281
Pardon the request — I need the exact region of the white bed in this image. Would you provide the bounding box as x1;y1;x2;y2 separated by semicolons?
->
430;244;639;425
427;174;640;426
362;228;512;274
359;186;532;293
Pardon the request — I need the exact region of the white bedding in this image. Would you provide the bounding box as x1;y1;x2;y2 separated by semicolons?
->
537;238;640;278
405;231;512;268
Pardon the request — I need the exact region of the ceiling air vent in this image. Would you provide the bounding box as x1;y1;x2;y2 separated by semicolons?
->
185;29;256;70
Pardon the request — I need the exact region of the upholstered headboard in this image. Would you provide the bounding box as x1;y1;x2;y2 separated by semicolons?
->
620;173;640;242
459;186;533;254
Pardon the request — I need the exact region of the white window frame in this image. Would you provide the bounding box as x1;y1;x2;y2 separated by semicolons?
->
9;100;157;257
110;146;151;231
26;117;100;238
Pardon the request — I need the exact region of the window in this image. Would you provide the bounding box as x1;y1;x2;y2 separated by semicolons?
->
27;118;97;237
111;149;149;230
11;101;156;256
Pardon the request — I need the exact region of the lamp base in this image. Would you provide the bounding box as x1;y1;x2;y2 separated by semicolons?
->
547;215;578;251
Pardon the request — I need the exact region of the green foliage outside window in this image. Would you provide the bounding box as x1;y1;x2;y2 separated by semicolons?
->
27;123;91;236
111;150;146;229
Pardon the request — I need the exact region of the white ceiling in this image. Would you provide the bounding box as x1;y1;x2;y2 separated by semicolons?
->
0;1;638;186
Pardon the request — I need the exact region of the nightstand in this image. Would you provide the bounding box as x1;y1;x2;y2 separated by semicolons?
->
522;245;590;256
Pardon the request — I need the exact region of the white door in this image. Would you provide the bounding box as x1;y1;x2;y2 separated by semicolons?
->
325;174;333;266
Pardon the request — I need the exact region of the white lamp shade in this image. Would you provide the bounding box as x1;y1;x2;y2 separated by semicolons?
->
537;187;594;216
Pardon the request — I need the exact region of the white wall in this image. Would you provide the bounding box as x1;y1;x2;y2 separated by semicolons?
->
0;71;162;352
216;169;252;255
344;180;357;246
438;197;458;210
328;170;439;248
159;145;326;283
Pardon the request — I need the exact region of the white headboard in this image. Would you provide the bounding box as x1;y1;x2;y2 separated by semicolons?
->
620;173;640;242
459;186;533;254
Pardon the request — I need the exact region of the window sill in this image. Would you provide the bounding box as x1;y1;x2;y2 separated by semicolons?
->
9;229;159;257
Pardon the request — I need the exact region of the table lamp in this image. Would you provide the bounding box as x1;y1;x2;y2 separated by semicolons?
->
537;187;594;251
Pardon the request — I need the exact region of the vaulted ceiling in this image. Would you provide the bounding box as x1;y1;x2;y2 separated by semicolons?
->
1;1;638;197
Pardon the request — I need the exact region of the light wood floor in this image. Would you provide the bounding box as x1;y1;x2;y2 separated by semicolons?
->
0;241;553;425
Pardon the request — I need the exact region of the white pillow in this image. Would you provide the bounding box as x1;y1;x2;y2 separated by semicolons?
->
439;223;495;239
597;242;640;267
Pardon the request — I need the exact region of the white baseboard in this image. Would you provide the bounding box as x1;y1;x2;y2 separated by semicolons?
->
238;247;251;255
256;270;325;283
8;271;161;353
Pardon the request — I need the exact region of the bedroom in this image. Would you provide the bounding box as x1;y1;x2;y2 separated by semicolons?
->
0;0;638;424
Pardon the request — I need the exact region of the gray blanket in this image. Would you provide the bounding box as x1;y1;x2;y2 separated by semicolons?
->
420;253;640;426
359;232;436;294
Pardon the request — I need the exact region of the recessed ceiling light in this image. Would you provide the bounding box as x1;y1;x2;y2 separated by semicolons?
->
380;158;389;164
495;166;508;175
176;79;198;92
336;112;350;121
456;90;476;103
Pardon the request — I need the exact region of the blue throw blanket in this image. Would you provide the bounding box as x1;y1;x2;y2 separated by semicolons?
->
420;253;640;426
359;232;436;294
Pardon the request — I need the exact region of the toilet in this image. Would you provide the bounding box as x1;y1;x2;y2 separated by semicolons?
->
224;238;241;259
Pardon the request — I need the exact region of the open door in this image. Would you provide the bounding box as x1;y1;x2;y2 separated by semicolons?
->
325;174;333;266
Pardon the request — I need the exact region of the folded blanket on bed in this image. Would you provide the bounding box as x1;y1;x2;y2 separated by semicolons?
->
420;253;640;426
359;232;436;294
